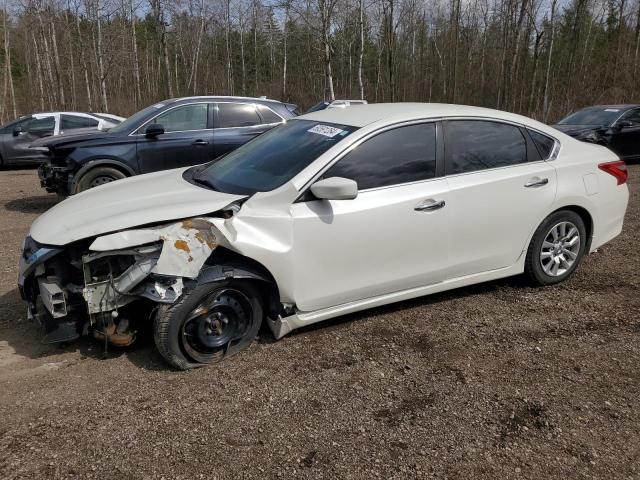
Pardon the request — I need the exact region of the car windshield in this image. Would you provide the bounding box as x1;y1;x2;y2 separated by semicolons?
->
108;103;167;133
558;107;623;126
193;119;357;195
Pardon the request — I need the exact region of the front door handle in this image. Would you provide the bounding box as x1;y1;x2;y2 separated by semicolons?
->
524;177;549;188
414;199;446;212
192;139;209;146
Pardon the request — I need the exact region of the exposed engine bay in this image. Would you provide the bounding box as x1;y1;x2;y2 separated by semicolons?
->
18;216;263;350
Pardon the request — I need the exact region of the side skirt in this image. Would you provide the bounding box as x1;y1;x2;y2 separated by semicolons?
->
267;262;525;339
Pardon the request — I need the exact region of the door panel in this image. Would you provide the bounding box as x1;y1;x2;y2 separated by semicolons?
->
136;131;215;173
212;124;272;159
290;179;451;312
2;116;54;163
445;163;557;278
609;108;640;160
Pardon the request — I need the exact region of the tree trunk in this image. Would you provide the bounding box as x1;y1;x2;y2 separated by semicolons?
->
3;1;16;118
358;0;364;100
131;0;142;107
542;0;557;122
96;5;108;111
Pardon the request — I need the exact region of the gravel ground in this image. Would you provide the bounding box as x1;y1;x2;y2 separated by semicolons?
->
0;167;639;480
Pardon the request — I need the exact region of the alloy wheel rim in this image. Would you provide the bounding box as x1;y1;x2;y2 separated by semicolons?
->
539;221;580;277
180;288;253;363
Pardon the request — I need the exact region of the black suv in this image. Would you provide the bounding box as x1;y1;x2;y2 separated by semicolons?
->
553;104;640;162
37;96;298;196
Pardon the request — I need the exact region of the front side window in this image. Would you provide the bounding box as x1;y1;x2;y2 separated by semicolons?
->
323;123;437;190
445;120;527;175
152;103;208;133
619;109;640;126
24;116;55;136
216;103;261;128
61;115;99;130
191;120;357;195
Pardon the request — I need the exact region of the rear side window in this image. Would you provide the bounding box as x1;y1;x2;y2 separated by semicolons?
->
445;120;527;175
216;103;261;128
528;130;556;159
61;115;99;130
323;123;437;190
258;105;282;124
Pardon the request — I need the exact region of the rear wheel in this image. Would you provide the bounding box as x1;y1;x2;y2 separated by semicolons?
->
74;166;126;193
153;280;263;370
525;210;587;286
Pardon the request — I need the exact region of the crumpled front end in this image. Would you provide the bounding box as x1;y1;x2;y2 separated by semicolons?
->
19;217;220;346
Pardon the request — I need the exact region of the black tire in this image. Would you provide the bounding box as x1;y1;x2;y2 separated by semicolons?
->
525;210;587;286
153;280;263;370
74;166;127;193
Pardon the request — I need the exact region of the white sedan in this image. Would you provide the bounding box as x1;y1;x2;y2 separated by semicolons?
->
19;104;629;369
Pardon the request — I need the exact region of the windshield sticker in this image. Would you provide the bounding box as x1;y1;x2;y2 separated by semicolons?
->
604;109;620;112
308;125;345;138
152;103;165;109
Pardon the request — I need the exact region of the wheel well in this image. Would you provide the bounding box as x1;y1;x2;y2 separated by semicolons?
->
551;205;593;249
206;247;282;318
82;162;130;178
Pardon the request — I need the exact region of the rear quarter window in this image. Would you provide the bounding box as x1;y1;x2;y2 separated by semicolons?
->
528;130;556;159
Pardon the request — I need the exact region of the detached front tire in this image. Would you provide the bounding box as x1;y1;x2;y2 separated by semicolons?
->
153;280;263;370
74;166;126;193
525;210;587;286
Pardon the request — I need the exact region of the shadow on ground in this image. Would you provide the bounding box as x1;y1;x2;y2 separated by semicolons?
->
4;194;57;214
1;274;534;371
0;288;169;371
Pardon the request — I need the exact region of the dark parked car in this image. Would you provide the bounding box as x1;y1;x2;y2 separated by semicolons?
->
553;104;640;161
36;96;298;196
0;112;123;167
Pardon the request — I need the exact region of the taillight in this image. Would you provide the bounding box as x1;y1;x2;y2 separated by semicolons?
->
598;160;628;185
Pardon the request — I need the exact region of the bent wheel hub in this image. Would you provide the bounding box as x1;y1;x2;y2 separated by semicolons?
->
181;289;253;363
539;221;580;277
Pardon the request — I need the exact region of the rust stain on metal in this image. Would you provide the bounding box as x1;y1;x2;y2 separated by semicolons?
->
174;239;191;253
194;230;217;249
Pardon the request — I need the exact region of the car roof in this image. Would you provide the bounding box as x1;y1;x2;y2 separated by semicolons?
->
167;96;286;105
298;103;541;128
578;104;640;110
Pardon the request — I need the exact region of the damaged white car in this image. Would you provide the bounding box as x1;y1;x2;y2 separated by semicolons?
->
19;104;629;369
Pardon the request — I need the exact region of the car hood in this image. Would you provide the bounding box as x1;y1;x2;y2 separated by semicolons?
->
30;130;116;149
551;124;602;136
30;168;245;246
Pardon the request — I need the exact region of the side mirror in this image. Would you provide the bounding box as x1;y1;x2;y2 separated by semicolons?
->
310;177;358;201
12;126;22;137
145;123;165;138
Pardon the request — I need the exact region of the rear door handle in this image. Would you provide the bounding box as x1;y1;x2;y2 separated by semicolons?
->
524;177;549;188
414;199;446;212
192;139;209;146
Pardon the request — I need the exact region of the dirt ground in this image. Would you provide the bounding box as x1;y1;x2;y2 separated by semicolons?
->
0;167;639;480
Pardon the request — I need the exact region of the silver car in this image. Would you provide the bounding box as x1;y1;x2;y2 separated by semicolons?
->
0;112;123;167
